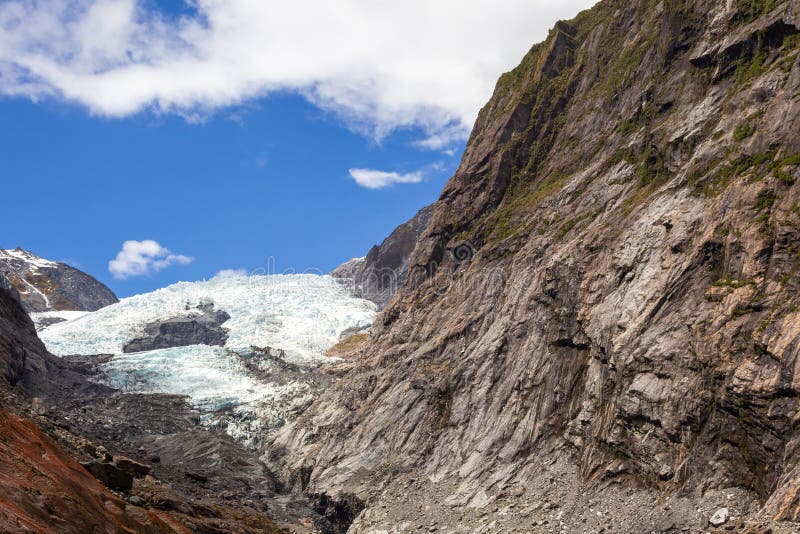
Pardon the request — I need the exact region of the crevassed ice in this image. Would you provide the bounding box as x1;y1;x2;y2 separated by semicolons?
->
39;273;376;364
35;274;376;426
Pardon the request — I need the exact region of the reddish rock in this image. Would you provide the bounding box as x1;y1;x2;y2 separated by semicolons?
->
0;408;185;533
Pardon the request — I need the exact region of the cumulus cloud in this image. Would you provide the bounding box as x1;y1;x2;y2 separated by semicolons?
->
214;268;248;278
0;0;596;148
108;239;193;279
349;168;424;189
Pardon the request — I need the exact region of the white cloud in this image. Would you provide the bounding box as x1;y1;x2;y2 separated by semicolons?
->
108;239;193;279
0;0;596;148
349;168;424;189
214;268;248;278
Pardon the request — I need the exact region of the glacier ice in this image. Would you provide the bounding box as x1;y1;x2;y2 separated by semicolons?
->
35;273;376;443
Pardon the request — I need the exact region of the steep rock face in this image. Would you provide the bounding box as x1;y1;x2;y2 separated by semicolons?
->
0;273;20;304
0;287;49;383
332;205;433;308
0;247;118;312
270;0;800;529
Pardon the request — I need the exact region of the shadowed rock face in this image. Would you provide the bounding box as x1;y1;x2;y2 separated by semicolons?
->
0;287;48;384
331;204;433;308
123;306;231;353
269;1;800;531
0;247;117;312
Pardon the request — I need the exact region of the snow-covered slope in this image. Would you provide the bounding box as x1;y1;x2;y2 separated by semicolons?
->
35;273;376;445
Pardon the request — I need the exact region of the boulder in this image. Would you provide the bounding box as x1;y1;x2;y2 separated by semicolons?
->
81;461;133;492
113;455;151;478
123;305;230;353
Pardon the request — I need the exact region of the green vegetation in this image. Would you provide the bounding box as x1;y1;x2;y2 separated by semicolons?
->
636;146;669;187
735;0;784;24
733;121;756;142
754;190;776;212
696;151;774;195
555;209;601;239
714;277;755;289
486;171;572;242
734;48;769;85
732;306;754;318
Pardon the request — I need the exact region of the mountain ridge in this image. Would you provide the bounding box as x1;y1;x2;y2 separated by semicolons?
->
0;247;117;313
267;1;800;531
331;204;434;308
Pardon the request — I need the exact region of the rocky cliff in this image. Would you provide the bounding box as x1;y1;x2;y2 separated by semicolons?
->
0;286;49;384
332;205;433;308
269;1;800;531
0;247;118;312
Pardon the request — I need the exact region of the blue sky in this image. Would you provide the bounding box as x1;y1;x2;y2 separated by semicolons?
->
0;95;459;296
0;0;594;297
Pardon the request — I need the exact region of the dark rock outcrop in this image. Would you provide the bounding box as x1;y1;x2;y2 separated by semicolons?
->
270;1;800;532
123;305;230;353
0;247;117;312
0;272;20;304
331;204;433;308
81;460;135;491
0;287;49;384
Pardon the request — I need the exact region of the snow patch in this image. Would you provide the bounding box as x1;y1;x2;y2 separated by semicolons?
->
0;248;58;269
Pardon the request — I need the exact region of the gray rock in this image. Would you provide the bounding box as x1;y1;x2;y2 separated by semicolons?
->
709;508;729;527
267;1;800;531
33;316;67;330
30;397;47;416
123;306;230;353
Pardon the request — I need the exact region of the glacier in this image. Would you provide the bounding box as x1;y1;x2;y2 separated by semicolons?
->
33;273;376;445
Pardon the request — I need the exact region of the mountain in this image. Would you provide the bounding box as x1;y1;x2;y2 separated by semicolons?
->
331;204;434;308
0;248;117;313
268;1;800;531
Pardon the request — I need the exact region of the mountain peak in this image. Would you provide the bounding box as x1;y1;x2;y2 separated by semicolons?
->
0;247;117;313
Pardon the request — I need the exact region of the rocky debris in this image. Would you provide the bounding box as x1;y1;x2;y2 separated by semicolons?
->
184;470;208;483
344;458;791;533
30;396;47;415
325;333;370;359
710;507;731;527
332;204;433;308
338;324;370;340
0;408;179;532
267;0;800;532
0;247;117;312
123;304;230;353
